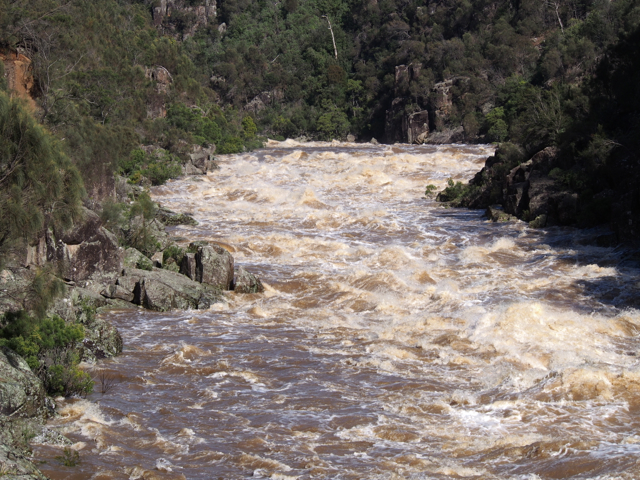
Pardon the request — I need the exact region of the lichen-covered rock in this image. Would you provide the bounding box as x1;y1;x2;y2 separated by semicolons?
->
0;440;49;480
180;252;197;280
0;347;49;420
81;315;124;362
232;266;265;294
195;245;234;290
57;209;124;282
101;284;135;302
118;268;222;312
124;247;153;270
156;207;198;226
486;205;516;223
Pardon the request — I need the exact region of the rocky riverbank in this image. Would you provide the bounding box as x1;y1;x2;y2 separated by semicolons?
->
0;179;264;478
435;143;627;246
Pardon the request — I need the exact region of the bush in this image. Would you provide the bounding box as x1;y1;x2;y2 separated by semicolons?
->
142;161;182;186
0;311;92;397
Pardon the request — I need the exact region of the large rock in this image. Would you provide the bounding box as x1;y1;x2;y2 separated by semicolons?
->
180;252;197;280
115;268;222;311
81;315;124;362
405;110;430;144
232;266;265;294
195;245;234;290
183;145;217;175
51;208;124;282
0;347;49;419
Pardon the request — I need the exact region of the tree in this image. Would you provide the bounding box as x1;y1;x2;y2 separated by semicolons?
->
0;91;84;261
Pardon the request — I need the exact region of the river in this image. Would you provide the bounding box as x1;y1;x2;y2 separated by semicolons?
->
33;141;640;479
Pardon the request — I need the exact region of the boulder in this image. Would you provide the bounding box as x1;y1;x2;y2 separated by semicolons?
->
486;205;516;223
81;315;124;362
232;266;265;294
405;110;430;144
0;347;49;419
180;252;197;280
117;268;222;311
101;284;135;302
52;208;124;282
0;439;49;480
156;207;198;226
183;145;217;175
124;247;153;270
195;245;234;290
423;126;465;145
151;252;163;268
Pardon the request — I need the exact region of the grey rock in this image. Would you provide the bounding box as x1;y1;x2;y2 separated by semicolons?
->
424;126;465;145
101;284;135;303
123;247;152;271
180;252;197;280
486;205;516;223
122;268;222;311
232;266;265;294
81;315;124;362
151;252;163;268
195;245;234;290
405;110;430;144
0;347;48;420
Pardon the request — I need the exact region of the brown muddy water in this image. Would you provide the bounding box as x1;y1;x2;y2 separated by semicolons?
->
33;141;640;479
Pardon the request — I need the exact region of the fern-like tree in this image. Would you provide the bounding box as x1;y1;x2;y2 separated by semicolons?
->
0;91;84;262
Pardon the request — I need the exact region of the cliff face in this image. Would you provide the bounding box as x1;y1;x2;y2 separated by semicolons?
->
0;50;36;111
153;0;217;38
384;68;468;145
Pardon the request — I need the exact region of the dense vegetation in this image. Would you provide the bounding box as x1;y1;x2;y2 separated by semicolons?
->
0;310;92;396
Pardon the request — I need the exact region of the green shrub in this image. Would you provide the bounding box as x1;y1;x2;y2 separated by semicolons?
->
56;448;80;467
142;161;182;186
0;311;92;397
163;245;184;265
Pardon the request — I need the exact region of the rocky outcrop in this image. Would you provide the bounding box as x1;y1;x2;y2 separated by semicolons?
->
244;89;284;113
116;267;222;311
145;66;172;118
0;347;50;419
0;349;53;480
153;0;217;38
0;49;36;111
183;145;218;175
22;208;124;283
405;111;430;144
58;209;124;282
232;266;264;293
439;145;582;228
384;72;473;144
195;244;234;289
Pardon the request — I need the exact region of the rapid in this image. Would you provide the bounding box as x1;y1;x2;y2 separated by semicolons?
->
33;142;640;479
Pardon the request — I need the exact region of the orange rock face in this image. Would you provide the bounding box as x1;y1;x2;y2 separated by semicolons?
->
0;50;36;110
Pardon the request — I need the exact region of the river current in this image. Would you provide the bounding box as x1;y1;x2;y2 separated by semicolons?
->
33;142;640;479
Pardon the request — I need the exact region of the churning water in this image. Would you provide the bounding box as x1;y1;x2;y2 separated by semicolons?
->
34;141;640;479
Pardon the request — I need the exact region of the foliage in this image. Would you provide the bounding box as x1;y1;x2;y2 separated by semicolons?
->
55;448;80;467
0;92;83;260
424;184;437;197
0;311;92;397
129;191;159;256
437;178;468;203
120;148;182;186
163;245;185;266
